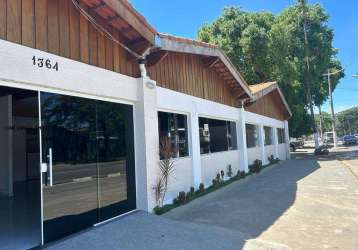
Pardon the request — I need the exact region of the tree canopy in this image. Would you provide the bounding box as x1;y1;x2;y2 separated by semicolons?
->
198;2;344;137
336;107;358;136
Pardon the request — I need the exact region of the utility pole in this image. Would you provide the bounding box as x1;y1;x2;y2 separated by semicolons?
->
318;105;323;141
327;69;337;147
300;0;319;149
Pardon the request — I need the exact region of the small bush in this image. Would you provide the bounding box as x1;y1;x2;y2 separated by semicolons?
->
216;173;221;183
177;191;186;205
227;165;233;178
239;171;246;178
212;178;218;187
173;198;179;205
249;159;262;173
186;192;191;201
190;186;195;196
220;170;225;179
199;183;205;193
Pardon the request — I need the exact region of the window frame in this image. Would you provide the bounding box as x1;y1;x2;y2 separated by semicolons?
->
157;110;190;159
199;116;238;155
246;123;259;148
264;126;273;146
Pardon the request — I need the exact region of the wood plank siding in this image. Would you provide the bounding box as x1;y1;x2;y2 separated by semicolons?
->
246;91;288;121
0;0;140;77
148;52;237;107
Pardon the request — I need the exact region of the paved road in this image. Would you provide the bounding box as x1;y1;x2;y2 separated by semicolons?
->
47;147;358;250
165;147;358;250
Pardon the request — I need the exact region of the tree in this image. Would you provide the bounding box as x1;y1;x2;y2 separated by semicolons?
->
336;107;358;136
198;3;344;137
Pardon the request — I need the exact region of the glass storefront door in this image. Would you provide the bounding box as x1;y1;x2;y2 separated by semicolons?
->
40;92;136;243
0;86;41;249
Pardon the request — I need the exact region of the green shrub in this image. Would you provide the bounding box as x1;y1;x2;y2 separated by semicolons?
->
212;178;218;187
227;165;233;178
178;191;186;204
199;183;205;193
190;186;195;196
186;192;191;201
249;159;262;173
173;198;179;205
216;173;221;183
220;170;225;179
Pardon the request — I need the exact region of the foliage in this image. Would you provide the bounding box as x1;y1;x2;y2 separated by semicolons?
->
153;137;176;207
198;3;344;137
227;165;233;178
268;155;280;165
199;183;205;193
177;191;186;205
249;159;263;173
336;107;358;136
315;111;332;134
220;170;225;179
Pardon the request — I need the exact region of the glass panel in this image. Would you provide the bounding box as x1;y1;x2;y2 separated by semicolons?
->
158;112;188;158
209;119;228;152
0;86;41;249
246;124;258;148
228;121;238;150
41;93;98;243
264;126;273;145
199;117;210;154
97;101;136;222
277;128;286;144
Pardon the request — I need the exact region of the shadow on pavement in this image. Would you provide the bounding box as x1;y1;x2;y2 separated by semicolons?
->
164;152;320;240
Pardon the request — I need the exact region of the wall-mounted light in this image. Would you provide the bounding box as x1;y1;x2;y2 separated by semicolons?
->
146;79;156;89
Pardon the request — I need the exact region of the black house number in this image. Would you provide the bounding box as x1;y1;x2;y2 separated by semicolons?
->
32;56;59;71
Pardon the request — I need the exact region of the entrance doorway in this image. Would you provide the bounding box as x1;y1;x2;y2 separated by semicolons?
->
40;92;136;243
0;86;41;249
0;86;136;246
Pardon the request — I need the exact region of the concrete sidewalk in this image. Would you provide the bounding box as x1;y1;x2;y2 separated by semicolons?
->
47;150;358;250
46;210;251;250
165;151;358;250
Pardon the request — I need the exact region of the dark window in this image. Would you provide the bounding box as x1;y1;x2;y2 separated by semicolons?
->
158;111;189;158
199;118;210;154
277;128;286;144
246;124;258;148
264;126;273;145
228;121;238;150
199;117;237;154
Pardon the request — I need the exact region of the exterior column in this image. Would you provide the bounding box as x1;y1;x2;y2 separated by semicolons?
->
259;124;267;165
190;111;202;188
273;127;279;158
237;108;249;172
284;120;291;159
134;76;160;212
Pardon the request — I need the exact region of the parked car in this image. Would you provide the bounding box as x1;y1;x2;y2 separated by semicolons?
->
343;135;357;145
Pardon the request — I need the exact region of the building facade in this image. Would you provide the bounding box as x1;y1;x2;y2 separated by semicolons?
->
0;0;290;248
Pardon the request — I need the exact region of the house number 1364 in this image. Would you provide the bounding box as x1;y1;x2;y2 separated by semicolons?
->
32;56;59;71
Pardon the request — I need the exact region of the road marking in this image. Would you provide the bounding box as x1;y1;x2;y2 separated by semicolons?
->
73;176;93;182
339;160;358;180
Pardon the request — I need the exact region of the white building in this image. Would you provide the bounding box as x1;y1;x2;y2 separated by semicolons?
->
0;0;291;248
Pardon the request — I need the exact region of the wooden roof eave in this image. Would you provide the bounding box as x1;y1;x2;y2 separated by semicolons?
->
102;0;156;45
157;34;253;100
250;83;292;118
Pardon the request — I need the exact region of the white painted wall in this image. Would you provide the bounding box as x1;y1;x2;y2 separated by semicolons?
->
265;145;276;162
0;39;291;213
0;39;139;103
247;147;261;166
164;157;193;204
201;150;240;187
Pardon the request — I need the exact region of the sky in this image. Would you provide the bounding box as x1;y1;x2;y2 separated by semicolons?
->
130;0;358;113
